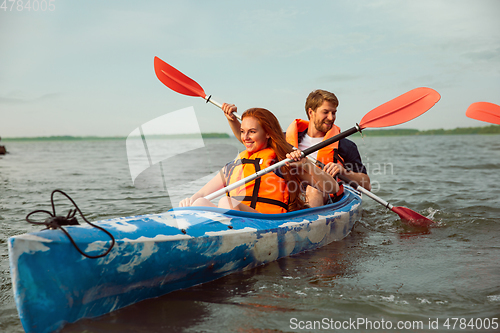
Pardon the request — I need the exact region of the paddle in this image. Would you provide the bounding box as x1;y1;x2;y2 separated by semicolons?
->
202;87;440;200
155;56;324;166
336;174;435;227
466;102;500;125
154;56;441;159
154;56;242;119
299;87;440;155
153;57;441;203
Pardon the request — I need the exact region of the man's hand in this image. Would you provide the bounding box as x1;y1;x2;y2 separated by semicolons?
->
323;162;344;177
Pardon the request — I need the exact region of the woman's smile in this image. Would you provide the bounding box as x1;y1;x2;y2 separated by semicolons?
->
240;116;270;154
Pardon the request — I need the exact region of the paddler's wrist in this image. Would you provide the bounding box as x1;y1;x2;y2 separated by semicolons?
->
301;160;315;173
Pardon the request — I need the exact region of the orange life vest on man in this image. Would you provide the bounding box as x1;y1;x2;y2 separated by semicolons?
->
285;119;345;200
224;147;289;214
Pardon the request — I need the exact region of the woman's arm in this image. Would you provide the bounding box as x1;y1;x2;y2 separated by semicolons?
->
222;103;242;143
179;171;226;207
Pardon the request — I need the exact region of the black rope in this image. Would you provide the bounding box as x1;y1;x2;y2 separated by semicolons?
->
26;190;115;259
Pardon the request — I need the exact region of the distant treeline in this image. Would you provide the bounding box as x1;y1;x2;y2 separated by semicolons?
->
2;135;123;142
2;126;499;141
354;125;500;137
127;133;230;140
1;133;230;141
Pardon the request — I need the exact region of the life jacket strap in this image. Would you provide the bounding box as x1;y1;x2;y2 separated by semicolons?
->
230;196;289;210
225;157;263;209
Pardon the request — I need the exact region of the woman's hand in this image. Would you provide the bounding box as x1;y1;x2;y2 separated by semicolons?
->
179;197;194;207
222;103;238;121
179;193;202;207
286;149;308;169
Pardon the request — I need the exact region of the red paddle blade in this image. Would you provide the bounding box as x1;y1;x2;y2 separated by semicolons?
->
466;102;500;125
391;206;435;228
359;87;441;129
154;56;206;98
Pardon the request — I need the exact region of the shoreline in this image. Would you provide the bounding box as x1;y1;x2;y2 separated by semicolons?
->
1;133;231;142
354;125;500;137
1;125;499;141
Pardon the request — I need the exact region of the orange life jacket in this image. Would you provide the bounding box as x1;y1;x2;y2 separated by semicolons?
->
224;147;289;214
285;119;345;200
286;119;346;166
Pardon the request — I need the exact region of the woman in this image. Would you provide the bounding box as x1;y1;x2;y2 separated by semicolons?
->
179;107;339;213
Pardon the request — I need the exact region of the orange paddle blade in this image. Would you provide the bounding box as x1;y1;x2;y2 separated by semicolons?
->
466;102;500;125
359;87;441;129
391;206;435;228
154;56;206;98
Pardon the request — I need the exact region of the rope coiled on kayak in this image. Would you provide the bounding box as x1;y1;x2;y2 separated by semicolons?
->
25;189;115;259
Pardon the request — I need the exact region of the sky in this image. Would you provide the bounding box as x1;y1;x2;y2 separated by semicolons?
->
1;0;499;138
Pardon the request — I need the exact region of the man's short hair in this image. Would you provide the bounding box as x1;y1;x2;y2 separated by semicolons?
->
305;90;339;119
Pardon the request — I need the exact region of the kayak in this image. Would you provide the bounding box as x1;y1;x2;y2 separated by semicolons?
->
8;186;362;333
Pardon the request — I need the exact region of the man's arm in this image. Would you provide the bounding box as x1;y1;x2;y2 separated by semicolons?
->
336;138;371;191
340;168;371;191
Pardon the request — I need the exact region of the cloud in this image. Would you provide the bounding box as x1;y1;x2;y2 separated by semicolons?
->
463;47;500;63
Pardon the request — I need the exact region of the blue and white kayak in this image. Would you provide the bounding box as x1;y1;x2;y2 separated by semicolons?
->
8;186;362;333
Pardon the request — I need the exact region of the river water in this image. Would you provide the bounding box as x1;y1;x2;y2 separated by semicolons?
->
1;135;499;332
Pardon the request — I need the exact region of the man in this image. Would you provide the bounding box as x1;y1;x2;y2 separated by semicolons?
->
221;89;370;207
284;89;370;207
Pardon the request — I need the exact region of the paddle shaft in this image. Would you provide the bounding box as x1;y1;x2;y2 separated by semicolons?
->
302;125;361;156
204;124;362;201
204;95;243;121
336;173;393;210
205;157;289;200
337;173;435;226
204;95;225;110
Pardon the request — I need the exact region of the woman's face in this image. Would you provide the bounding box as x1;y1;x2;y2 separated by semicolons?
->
240;116;269;154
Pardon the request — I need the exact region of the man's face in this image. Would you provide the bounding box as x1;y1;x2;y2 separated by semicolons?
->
309;100;337;135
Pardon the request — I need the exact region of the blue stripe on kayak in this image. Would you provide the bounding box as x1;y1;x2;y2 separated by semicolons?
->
170;187;359;220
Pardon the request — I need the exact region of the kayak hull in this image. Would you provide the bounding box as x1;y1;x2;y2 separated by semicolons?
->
8;187;361;333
